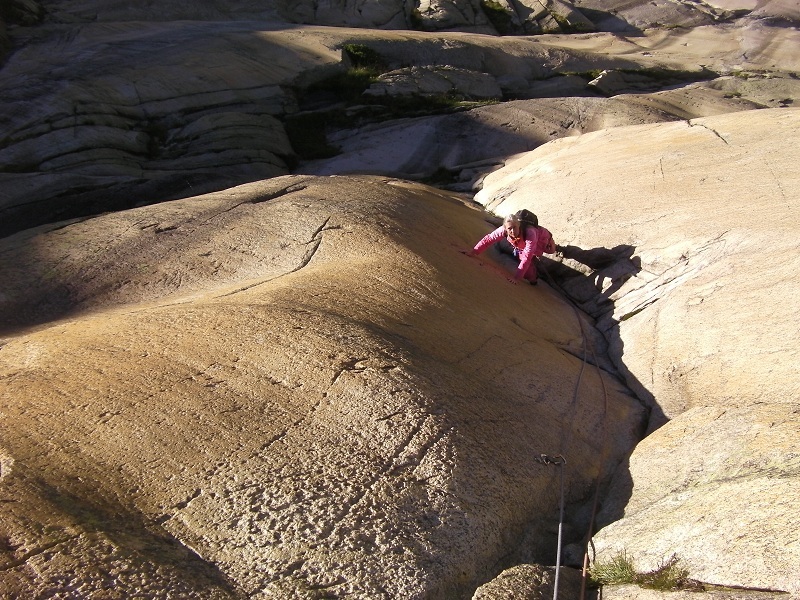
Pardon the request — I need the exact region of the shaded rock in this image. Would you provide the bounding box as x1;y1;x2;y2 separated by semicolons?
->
0;22;654;236
473;107;800;593
28;0;772;32
1;0;44;26
8;14;783;236
297;91;758;188
364;65;503;100
0;21;327;235
522;74;596;98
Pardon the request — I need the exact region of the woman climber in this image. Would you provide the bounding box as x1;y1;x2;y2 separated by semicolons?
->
468;210;556;285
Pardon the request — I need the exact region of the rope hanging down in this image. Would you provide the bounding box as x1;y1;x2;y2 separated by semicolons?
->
537;260;611;600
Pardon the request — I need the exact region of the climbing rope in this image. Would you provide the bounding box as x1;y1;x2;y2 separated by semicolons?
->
536;257;611;600
466;243;613;598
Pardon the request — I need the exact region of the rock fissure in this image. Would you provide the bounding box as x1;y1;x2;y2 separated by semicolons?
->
688;120;730;144
214;217;335;298
556;343;615;376
331;357;370;384
0;536;78;571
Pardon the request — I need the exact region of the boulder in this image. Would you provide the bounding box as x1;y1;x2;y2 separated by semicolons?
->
473;107;800;594
0;175;646;598
364;65;503;100
471;564;584;599
570;0;736;30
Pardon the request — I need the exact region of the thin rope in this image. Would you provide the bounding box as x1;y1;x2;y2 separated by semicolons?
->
539;258;611;600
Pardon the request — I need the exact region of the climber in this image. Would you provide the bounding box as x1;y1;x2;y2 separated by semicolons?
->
467;210;556;285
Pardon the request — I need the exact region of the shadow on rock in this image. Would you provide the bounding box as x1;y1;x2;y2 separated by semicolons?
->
533;244;668;559
4;463;244;598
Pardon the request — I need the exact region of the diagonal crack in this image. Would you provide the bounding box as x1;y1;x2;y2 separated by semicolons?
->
688;120;730;145
216;216;340;298
0;536;79;571
200;184;305;225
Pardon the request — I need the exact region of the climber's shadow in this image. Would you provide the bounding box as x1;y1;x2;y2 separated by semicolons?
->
491;236;668;543
538;244;668;547
545;243;640;306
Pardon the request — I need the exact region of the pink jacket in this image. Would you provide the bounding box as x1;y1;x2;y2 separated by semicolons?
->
473;225;555;280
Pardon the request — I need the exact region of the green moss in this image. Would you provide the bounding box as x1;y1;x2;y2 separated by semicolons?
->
419;167;458;186
551;12;594;33
409;8;424;29
481;0;514;35
342;44;387;71
305;45;388;104
308;68;381;103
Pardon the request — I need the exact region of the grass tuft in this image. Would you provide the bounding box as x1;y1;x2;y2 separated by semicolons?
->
590;551;637;585
636;554;691;591
590;552;698;592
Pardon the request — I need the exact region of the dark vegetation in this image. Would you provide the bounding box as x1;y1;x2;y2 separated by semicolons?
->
480;0;514;35
284;44;497;161
283;38;720;163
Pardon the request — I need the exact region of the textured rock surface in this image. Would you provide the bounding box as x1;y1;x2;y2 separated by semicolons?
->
364;65;504;100
3;0;800;597
5;4;798;236
471;564;583;599
0;175;646;598
297;90;760;185
14;0;562;33
474;107;800;594
0;20;630;235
